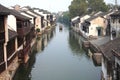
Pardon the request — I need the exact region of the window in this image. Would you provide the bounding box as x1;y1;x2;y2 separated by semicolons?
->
0;43;4;63
17;21;22;28
23;22;27;27
7;39;15;58
112;19;115;23
116;64;120;80
0;16;4;33
119;19;120;23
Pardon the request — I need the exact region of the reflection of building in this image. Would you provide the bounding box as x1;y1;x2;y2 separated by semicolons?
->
69;31;85;55
100;37;120;80
36;28;55;52
44;34;48;47
36;37;42;52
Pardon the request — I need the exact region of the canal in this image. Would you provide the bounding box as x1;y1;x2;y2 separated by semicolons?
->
13;23;101;80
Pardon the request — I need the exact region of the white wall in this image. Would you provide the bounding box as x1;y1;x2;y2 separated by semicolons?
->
71;16;79;22
21;12;34;24
111;19;120;32
7;15;17;31
81;15;90;23
102;57;107;80
89;24;98;36
79;15;90;32
115;57;120;65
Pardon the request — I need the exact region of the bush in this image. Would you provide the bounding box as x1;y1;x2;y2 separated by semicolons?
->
36;28;40;32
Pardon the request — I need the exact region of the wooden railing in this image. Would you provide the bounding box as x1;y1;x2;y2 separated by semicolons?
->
0;62;5;73
17;26;30;37
23;44;31;55
7;52;17;66
0;52;4;63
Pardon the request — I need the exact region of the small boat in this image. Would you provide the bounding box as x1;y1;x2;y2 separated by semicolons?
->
59;25;63;30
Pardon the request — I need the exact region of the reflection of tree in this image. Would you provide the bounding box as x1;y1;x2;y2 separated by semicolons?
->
68;31;84;56
68;31;90;59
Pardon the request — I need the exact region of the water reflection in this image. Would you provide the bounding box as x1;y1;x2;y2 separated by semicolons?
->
13;28;55;80
69;30;102;67
36;28;55;52
13;24;101;80
69;30;90;59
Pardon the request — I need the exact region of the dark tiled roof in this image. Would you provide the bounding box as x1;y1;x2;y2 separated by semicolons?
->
100;37;120;61
0;4;10;15
21;11;36;17
8;29;18;40
29;10;43;17
43;10;51;14
0;4;30;20
86;11;111;22
110;11;120;18
86;15;104;22
33;8;51;14
10;9;31;20
22;7;43;17
72;18;80;24
113;45;120;59
85;16;98;22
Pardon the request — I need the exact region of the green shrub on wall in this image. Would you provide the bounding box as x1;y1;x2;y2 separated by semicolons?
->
36;28;40;32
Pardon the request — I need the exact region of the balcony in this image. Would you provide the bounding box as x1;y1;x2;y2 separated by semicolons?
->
0;62;5;73
17;26;30;37
7;52;17;66
23;45;31;63
0;51;4;64
0;32;5;42
23;44;31;54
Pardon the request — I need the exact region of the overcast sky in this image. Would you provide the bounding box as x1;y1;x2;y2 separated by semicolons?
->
0;0;119;12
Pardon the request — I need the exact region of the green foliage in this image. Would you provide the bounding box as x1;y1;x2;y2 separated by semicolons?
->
87;0;109;12
58;11;71;26
107;3;115;9
36;28;40;32
69;0;87;18
69;0;109;18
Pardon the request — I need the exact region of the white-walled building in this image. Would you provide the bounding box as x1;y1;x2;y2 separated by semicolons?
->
110;10;120;39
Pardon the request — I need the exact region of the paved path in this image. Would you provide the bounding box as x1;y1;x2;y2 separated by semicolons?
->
90;36;111;46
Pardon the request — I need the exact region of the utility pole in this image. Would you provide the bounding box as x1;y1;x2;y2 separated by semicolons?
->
115;0;118;10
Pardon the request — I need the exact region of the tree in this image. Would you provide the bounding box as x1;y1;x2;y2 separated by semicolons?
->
87;0;109;12
68;0;109;18
107;3;115;10
57;11;71;26
69;0;87;18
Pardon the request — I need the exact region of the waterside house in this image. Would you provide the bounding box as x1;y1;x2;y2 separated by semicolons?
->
79;15;91;34
11;5;56;35
33;8;55;30
82;15;106;38
100;37;120;80
71;16;80;32
100;9;120;80
0;4;37;80
0;4;56;79
71;11;115;39
110;10;120;40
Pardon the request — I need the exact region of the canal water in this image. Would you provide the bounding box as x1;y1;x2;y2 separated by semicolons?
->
13;23;101;80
